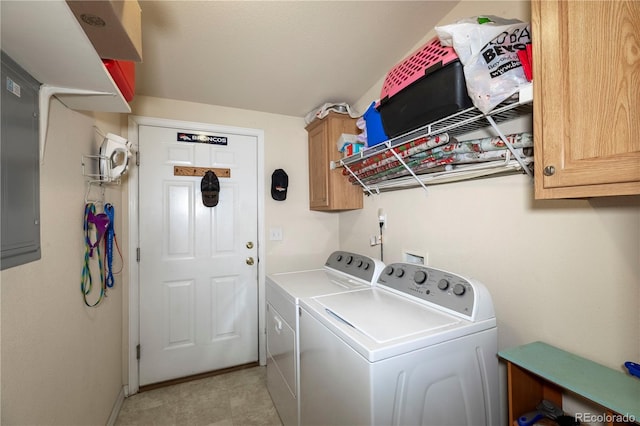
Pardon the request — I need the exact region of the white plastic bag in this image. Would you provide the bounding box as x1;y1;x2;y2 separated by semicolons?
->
435;15;531;113
304;102;360;125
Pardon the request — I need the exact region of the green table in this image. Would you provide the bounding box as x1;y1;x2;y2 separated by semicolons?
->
499;341;640;425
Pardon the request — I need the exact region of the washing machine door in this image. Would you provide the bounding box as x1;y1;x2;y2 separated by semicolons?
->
309;288;464;362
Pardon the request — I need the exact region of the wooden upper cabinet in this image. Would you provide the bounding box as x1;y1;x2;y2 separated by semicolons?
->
532;0;640;199
306;112;363;211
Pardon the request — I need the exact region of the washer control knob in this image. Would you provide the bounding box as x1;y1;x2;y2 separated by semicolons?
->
346;255;353;264
385;266;394;276
414;271;427;284
362;262;370;270
453;284;466;296
395;268;405;278
356;260;363;268
438;279;449;291
336;254;343;262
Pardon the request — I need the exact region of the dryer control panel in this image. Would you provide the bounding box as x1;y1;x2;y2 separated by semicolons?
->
377;263;477;319
324;251;385;284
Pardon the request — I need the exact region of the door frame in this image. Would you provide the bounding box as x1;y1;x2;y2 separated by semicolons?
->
126;115;266;395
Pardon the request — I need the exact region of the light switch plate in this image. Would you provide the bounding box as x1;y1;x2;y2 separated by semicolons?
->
269;227;283;241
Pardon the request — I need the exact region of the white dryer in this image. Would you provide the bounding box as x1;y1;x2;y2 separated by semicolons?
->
266;251;385;426
299;262;498;426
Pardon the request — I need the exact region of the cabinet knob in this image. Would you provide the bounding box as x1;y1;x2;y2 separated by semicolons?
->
543;165;556;176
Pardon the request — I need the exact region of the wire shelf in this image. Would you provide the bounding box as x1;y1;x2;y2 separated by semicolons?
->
333;84;533;194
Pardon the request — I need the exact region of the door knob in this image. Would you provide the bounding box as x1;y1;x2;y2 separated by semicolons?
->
246;241;254;249
246;257;255;266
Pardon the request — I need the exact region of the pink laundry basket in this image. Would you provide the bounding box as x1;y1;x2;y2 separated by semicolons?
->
380;37;460;102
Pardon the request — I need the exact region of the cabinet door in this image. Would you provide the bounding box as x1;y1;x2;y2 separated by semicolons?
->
308;122;330;209
306;113;363;211
533;0;640;199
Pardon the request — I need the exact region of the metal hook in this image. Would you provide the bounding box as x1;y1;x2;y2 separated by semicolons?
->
84;181;105;206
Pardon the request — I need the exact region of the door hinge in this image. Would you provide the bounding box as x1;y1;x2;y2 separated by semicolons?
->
136;247;140;262
135;151;140;166
136;344;141;360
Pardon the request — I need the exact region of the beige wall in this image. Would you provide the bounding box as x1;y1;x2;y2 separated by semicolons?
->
340;179;640;366
1;99;125;424
129;96;341;274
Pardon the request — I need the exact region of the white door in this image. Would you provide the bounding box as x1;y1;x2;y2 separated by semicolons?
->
138;123;258;386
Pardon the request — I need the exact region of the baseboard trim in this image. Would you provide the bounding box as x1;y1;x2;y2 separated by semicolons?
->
106;386;126;426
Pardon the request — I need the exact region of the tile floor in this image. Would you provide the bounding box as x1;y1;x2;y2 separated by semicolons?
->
115;366;283;426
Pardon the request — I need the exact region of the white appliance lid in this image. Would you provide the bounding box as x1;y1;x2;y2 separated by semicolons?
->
267;269;370;301
315;288;461;343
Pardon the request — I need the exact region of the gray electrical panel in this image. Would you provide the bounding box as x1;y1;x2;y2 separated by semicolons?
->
1;51;41;270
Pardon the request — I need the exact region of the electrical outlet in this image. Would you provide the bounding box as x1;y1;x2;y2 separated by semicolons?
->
269;227;283;241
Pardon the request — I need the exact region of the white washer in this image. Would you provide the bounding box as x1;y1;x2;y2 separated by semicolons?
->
266;251;385;426
299;262;498;426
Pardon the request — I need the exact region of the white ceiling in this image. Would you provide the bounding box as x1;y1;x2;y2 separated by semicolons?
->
135;1;460;118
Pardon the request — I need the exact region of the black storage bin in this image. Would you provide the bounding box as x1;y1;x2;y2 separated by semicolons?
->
377;60;473;139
